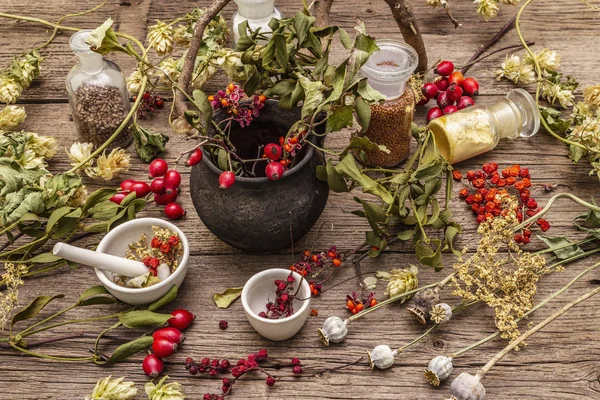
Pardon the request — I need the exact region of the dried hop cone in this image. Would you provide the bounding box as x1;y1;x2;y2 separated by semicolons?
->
379;265;419;300
424;355;454;387
430;303;453;324
406;287;440;325
449;372;486;400
318;316;348;347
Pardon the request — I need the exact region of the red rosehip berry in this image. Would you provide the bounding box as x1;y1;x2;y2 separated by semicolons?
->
448;71;465;87
154;189;178;205
434;77;449;92
462;77;480;96
417;96;429;106
186;148;203;167
457;96;475;110
164;170;182;189
151;178;167;195
437;91;451;109
120;179;136;192
142;354;164;378
426;107;443;122
219;320;228;330
443;105;458;115
447;84;463;103
149;159;168;178
130;182;151;198
265;162;284;181
164;203;185;220
421;82;439;100
109;192;128;205
219;171;235;189
264;143;283;160
153;327;185;344
266;376;276;387
168;309;196;330
152;338;178;358
435;60;455;76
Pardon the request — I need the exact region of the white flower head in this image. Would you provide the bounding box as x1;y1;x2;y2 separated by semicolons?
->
541;81;574;109
67;142;94;167
145;376;186;400
93;147;130;181
526;48;561;72
126;68;144;95
148;20;174;56
86;18;114;52
474;0;499;21
584;84;600;109
85;375;137;400
0;105;27;129
495;54;536;84
570;117;600;152
67;185;88;207
28;133;58;159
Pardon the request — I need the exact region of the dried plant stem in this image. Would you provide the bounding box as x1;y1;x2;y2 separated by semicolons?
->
174;0;232;119
384;0;428;72
475;284;600;381
313;0;334;27
458;41;535;71
440;0;461;29
451;259;600;358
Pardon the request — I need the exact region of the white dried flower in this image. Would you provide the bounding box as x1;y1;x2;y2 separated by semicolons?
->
173;25;190;46
126;68;144;95
367;344;398;370
93;147;130;181
318;315;348;346
380;265;419;300
570;117;600;152
28;132;57;159
0;263;27;329
67;142;94;168
0;105;26;129
145;376;185;400
474;0;499;21
495;54;535;84
541;81;574;109
424;355;454;386
525;48;560;72
85;375;137;400
147;20;174;56
14;149;44;169
0;76;23;104
86;18;114;52
584;84;600;109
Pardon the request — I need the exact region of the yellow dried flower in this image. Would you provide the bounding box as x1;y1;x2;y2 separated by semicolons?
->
28;132;57;159
425;0;442;7
126;68;144;95
145;376;185;400
13;149;45;169
147;20;174;56
67;185;88;207
525;48;561;72
67;142;95;176
495;54;535;84
583;84;600;109
85;375;137;400
0;105;26;129
378;265;419;300
570;117;600;152
93;148;130;181
541;81;574;109
0;76;23;104
173;25;190;46
0;263;27;329
474;0;499;21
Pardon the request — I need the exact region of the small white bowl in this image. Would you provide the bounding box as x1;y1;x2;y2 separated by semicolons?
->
241;268;311;341
95;218;190;305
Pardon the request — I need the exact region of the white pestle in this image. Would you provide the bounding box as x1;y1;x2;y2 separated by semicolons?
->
53;242;151;278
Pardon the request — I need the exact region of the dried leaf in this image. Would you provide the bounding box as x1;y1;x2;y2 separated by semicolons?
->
118;310;172;328
213;287;243;309
107;335;153;363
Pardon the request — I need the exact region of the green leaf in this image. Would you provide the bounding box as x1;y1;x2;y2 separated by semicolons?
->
324;160;349;193
540;106;570;134
11;294;65;329
83;188;116;214
273;33;288;70
415;239;443;270
442;223;462;256
29;253;62;264
78;286;110;303
213;287;243;308
414;161;443;180
147;285;178;312
265;80;295;98
355;97;371;132
118;310;172;328
51;208;82;239
335;153;394;204
345;22;379;83
538;235;585;260
16;213;43;237
339;28;353;50
575;199;600;228
217;148;229;171
356;80;386;103
131;124;170;163
107;336;154;364
243;66;261;96
397;230;414;240
326;104;354;133
76;285;116;306
298;76;324;119
45;207;74;234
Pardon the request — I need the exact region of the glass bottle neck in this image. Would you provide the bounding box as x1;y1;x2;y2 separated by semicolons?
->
77;52;104;74
235;0;275;19
488;100;521;140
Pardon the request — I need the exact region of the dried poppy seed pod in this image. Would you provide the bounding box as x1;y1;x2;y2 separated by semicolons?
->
430;303;453;324
367;344;398;370
449;373;486;400
318;316;348;346
424;355;454;386
406;287;440;324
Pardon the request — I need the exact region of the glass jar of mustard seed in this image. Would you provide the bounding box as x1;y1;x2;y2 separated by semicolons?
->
427;88;540;164
357;40;418;167
66;30;132;149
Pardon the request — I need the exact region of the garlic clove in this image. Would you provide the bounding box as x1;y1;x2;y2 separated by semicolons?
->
449;373;486;400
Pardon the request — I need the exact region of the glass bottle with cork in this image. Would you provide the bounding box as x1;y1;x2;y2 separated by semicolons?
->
427;88;540;164
357;40;418;168
66;30;132;149
232;0;283;46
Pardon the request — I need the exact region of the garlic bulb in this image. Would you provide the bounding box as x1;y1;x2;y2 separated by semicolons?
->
449;373;486;400
367;344;398;370
424;355;454;386
406;287;440;324
318;316;348;346
430;302;453;324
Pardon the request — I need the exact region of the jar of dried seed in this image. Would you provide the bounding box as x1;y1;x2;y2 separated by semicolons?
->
357;40;418;167
66;30;132;149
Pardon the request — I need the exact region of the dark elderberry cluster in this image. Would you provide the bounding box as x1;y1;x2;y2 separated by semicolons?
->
259;274;297;319
133;91;164;118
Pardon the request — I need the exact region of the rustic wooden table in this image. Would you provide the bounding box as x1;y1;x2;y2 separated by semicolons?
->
1;0;599;399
